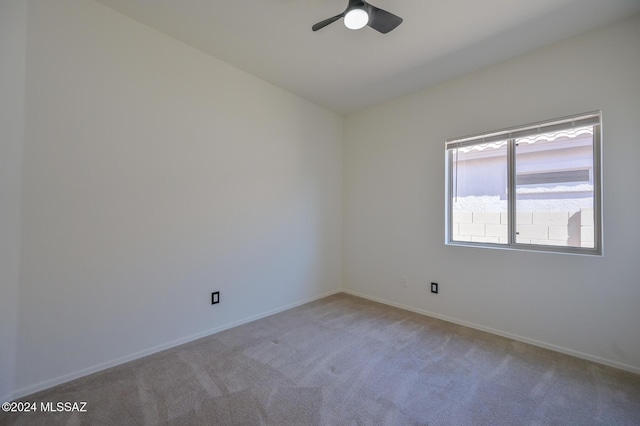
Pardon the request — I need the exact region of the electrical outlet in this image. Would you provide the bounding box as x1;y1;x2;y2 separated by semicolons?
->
401;276;408;288
431;283;438;294
211;291;220;304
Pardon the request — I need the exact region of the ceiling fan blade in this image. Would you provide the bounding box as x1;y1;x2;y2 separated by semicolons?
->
367;5;403;34
312;14;343;31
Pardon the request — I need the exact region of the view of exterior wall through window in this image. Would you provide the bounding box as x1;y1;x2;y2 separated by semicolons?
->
446;112;601;255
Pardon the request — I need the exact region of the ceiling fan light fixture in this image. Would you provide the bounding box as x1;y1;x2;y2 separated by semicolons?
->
344;8;368;30
312;0;401;33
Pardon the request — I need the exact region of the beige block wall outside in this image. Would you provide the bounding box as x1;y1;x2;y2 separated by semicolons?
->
452;208;594;247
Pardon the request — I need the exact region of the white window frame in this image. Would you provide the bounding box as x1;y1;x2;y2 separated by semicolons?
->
445;111;602;256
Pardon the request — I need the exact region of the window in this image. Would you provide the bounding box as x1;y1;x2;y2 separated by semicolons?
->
446;112;602;255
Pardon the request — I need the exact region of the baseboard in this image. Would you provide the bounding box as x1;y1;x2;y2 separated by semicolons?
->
9;288;341;401
10;286;636;401
340;289;640;375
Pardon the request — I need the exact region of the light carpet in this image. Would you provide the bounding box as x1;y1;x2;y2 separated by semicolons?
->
2;293;639;425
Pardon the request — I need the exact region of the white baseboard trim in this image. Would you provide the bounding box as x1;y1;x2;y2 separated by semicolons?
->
1;393;12;405
340;289;640;375
9;288;341;401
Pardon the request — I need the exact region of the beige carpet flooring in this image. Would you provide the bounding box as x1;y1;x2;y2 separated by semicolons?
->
2;293;640;425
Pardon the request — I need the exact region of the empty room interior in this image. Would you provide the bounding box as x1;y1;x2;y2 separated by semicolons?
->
2;0;640;424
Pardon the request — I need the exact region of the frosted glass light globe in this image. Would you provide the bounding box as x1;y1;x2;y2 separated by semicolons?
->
344;9;368;30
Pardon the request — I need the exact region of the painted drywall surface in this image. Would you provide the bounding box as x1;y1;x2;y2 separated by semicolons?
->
0;0;27;402
15;0;342;395
344;14;640;371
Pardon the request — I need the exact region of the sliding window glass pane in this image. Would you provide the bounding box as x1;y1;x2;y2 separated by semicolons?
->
450;141;508;244
514;126;595;248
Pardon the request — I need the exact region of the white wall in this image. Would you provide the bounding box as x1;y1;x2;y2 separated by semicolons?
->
8;0;639;403
344;14;640;372
0;0;27;403
13;0;342;397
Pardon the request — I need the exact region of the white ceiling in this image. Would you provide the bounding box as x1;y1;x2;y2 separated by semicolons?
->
95;0;640;115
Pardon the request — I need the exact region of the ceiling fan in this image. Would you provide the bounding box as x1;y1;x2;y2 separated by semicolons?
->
312;0;403;33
